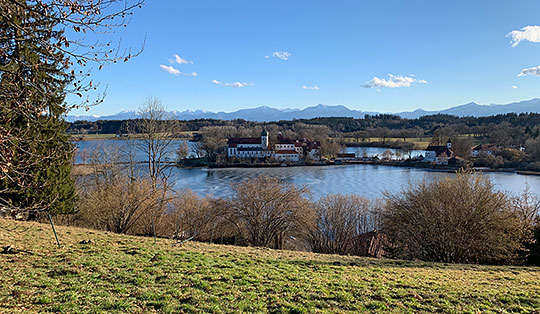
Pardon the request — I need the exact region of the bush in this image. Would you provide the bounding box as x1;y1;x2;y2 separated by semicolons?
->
526;162;540;172
227;176;310;249
474;155;504;168
162;190;235;243
383;171;524;264
306;194;381;255
75;174;159;235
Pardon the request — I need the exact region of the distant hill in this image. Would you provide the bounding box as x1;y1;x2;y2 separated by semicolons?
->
66;98;540;122
66;104;377;122
398;98;540;119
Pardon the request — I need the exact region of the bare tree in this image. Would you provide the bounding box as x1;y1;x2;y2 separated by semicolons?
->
134;97;177;241
431;127;456;146
165;190;216;241
513;184;540;227
307;194;377;255
176;141;190;162
1;0;145;109
73;146;158;235
227;176;310;249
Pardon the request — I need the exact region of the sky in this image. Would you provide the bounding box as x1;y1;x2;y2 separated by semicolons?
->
70;0;540;116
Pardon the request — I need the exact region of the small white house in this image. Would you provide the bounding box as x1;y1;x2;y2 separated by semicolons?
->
424;139;454;165
471;144;497;157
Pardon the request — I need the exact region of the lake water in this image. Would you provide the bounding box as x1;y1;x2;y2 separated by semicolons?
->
74;140;540;200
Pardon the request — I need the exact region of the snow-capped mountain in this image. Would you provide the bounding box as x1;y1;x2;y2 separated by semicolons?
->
66;98;540;122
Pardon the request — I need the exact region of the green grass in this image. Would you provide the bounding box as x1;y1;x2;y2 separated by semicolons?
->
1;219;539;313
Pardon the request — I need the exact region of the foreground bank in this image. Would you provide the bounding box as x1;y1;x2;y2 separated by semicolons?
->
1;219;539;313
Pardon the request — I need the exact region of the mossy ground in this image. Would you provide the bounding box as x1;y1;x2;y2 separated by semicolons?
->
1;219;539;313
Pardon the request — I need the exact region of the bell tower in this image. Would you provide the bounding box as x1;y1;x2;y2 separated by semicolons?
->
261;129;269;150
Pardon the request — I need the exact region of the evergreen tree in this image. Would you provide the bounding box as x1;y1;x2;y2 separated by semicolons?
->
0;1;75;216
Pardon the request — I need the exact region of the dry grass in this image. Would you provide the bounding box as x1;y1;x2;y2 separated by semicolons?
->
1;219;539;313
342;137;432;149
71;132;195;141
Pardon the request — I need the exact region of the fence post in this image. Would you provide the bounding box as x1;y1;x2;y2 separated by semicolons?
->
48;213;61;248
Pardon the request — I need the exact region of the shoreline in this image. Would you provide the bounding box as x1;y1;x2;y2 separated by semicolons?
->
72;161;540;177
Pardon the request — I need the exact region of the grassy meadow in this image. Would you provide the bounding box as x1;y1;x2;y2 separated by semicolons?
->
1;219;539;313
70;132;196;141
341;137;432;150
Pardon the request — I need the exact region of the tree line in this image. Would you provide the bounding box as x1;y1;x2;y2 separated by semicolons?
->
69;112;540;143
69;112;540;164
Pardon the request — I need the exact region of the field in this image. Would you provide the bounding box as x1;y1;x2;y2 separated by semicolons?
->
341;137;432;150
342;136;483;150
70;132;195;141
1;219;539;313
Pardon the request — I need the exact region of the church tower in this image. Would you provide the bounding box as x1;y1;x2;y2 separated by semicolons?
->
261;129;269;150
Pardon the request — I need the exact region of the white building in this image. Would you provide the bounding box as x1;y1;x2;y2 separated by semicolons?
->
227;129;272;159
471;144;497;157
227;131;321;163
274;133;320;162
274;150;300;162
424;139;454;165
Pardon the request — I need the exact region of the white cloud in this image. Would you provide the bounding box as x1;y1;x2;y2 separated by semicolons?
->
160;64;180;76
518;65;540;77
160;65;197;76
266;51;292;60
302;85;320;90
362;74;427;89
507;26;540;47
212;80;253;88
170;54;193;64
512;85;518;89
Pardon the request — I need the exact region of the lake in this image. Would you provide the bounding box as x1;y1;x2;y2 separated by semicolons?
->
74;139;540;200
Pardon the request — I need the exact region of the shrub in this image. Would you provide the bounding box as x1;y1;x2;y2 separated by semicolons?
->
526;162;540;172
75;174;159;235
226;176;310;249
306;194;381;255
383;171;524;264
162;190;234;242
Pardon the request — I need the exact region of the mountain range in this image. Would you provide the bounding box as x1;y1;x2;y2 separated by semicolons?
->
66;98;540;122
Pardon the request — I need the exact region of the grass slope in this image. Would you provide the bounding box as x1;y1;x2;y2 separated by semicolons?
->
1;219;539;313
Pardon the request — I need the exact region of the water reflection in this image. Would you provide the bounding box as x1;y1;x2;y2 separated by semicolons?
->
170;164;540;200
74;140;540;200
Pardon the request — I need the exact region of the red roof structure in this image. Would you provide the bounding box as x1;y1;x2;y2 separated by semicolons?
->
275;150;298;155
472;144;497;151
227;137;261;148
425;145;454;157
277;134;320;150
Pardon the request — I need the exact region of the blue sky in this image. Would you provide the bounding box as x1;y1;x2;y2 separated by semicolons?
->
70;0;540;116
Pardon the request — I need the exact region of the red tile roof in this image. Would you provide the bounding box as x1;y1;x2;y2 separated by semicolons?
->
425;145;454;157
275;150;298;155
228;137;261;147
473;144;497;151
